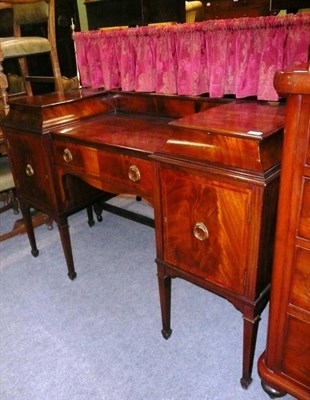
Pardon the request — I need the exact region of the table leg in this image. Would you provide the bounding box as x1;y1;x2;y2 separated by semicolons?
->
87;205;95;227
240;313;261;389
57;216;76;280
20;203;39;257
157;263;172;339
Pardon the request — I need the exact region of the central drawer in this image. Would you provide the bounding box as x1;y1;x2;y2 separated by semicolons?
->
53;140;155;203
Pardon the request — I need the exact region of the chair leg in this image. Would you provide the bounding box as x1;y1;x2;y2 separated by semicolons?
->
10;189;19;214
48;0;64;94
0;189;19;215
18;56;33;96
49;53;64;92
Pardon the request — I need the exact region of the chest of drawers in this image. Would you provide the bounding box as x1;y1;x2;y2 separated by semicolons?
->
258;64;310;400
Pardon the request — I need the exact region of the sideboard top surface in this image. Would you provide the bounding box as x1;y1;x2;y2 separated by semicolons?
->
170;102;285;140
2;91;285;174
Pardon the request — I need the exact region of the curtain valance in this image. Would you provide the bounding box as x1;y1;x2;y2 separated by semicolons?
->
74;14;310;101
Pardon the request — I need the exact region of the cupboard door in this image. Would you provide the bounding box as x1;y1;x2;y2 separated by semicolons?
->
161;167;252;295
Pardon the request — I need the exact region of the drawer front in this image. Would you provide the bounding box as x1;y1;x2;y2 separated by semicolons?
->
204;0;269;19
282;316;310;388
204;0;268;10
229;0;268;9
53;141;155;202
290;246;310;312
6;131;54;209
160;167;252;295
205;8;263;19
298;177;310;240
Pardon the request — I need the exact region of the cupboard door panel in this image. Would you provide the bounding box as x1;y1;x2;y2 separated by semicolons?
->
161;167;251;295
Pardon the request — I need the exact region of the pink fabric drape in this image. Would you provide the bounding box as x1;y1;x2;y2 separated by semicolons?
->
74;14;310;101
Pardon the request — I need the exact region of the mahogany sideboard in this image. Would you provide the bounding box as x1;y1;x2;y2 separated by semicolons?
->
1;90;285;389
258;65;310;399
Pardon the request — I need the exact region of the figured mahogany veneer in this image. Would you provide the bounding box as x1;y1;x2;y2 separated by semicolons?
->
1;90;285;390
258;65;310;400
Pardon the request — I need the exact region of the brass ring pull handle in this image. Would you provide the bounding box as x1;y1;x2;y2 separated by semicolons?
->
25;164;34;177
193;222;209;241
128;165;141;182
63;148;73;163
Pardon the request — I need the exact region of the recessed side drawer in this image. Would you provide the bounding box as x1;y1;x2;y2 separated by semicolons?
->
160;166;252;295
6;130;54;209
53;141;155;202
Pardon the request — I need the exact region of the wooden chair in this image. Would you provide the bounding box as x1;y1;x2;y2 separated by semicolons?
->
0;154;18;213
0;0;63;114
185;1;202;22
0;154;20;242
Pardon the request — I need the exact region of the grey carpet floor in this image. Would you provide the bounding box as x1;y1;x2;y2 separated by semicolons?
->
0;196;296;400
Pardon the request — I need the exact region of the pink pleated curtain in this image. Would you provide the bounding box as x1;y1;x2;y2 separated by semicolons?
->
74;13;310;101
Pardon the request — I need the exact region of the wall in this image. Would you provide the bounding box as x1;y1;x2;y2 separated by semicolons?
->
76;1;309;32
